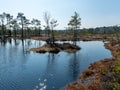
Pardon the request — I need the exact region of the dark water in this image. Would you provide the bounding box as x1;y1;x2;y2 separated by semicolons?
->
0;38;112;90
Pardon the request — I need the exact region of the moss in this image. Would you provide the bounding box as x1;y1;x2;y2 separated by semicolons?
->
112;61;120;74
103;36;107;39
101;68;108;75
112;66;120;73
30;43;80;53
87;81;103;90
115;61;120;66
66;82;86;90
116;51;120;57
106;82;120;90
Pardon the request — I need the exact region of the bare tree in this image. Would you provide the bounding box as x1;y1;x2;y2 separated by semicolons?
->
50;19;58;44
43;11;51;38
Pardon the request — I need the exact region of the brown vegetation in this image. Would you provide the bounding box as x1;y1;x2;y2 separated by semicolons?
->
30;43;80;53
66;82;85;90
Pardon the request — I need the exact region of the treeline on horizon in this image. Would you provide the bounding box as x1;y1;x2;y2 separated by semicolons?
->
0;12;120;39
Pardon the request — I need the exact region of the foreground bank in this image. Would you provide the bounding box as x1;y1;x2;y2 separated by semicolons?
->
65;38;120;90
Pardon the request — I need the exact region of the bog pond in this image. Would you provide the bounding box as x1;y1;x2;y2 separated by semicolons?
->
0;39;112;90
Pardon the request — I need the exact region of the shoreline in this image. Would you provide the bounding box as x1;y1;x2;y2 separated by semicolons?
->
65;38;120;90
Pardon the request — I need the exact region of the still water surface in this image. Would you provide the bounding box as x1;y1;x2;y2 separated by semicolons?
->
0;39;112;90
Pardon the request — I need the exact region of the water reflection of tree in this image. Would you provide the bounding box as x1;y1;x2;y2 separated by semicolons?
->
48;53;55;64
13;38;20;46
21;39;31;54
0;38;7;46
21;39;25;53
14;38;17;45
40;53;56;85
0;38;29;72
69;53;79;80
20;39;29;70
45;53;56;73
8;38;12;44
0;38;43;71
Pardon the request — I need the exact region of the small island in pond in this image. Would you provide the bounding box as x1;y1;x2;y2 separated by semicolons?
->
30;43;81;53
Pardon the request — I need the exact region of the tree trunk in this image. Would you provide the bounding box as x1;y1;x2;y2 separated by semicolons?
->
51;29;54;44
39;27;41;36
21;24;23;38
2;24;4;38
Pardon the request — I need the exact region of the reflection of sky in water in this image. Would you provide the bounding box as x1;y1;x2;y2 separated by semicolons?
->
0;39;112;90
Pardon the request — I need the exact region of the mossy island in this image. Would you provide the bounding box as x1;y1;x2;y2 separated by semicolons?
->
30;42;80;53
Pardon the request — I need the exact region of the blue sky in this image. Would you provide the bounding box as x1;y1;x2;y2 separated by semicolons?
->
1;0;120;29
